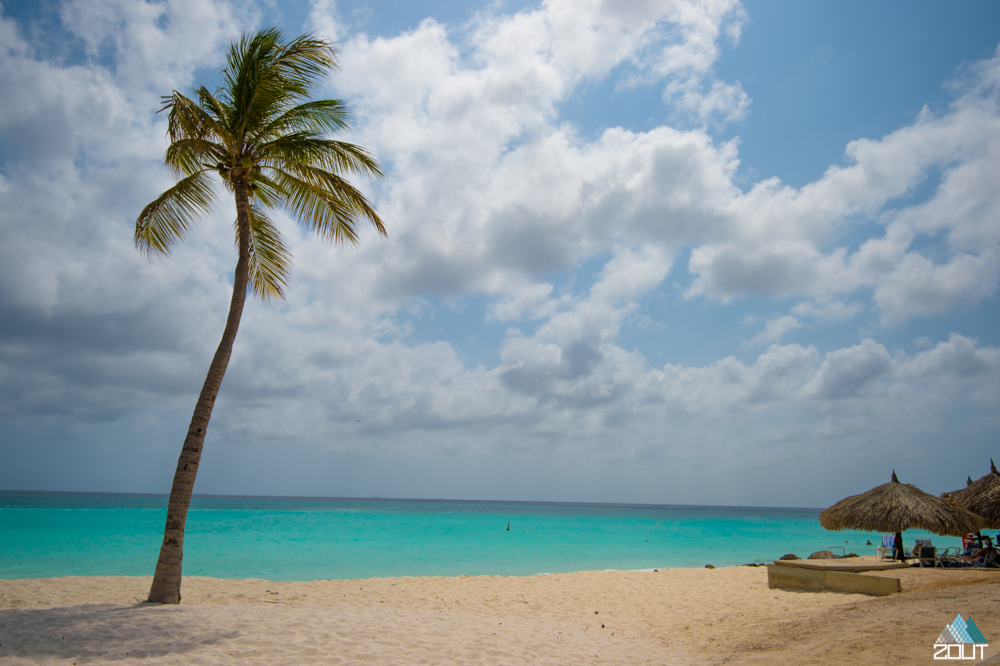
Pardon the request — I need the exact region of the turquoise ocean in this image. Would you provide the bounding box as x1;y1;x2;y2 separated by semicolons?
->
0;491;948;581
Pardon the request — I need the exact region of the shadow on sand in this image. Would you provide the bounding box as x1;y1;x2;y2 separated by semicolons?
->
0;602;240;661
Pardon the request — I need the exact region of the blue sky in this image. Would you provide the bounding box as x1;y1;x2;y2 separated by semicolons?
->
0;0;998;507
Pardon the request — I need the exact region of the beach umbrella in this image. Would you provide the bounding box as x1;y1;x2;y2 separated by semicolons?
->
941;459;1000;530
820;471;985;560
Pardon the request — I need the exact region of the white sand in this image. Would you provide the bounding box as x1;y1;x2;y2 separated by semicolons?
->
0;565;998;665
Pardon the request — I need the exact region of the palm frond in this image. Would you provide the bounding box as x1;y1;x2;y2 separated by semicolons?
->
247;170;286;209
164;92;227;143
195;86;232;131
135;171;215;256
259;135;382;178
280;160;384;206
165;138;228;178
237;204;291;302
251;99;351;143
221;29;338;142
267;33;338;94
270;165;385;245
222;30;292;138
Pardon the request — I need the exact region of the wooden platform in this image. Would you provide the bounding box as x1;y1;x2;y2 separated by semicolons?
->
772;558;909;572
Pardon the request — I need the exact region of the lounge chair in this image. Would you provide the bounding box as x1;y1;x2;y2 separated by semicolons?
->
908;538;932;557
898;539;935;566
915;544;938;568
938;549;970;568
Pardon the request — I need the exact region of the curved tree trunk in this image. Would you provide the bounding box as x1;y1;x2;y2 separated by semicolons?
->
148;174;253;604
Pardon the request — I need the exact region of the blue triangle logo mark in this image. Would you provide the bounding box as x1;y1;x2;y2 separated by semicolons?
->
936;615;988;645
966;618;986;644
950;615;974;643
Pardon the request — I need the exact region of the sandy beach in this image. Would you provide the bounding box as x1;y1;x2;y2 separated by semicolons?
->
1;563;998;665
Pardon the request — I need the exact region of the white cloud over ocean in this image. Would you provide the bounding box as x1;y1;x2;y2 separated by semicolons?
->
0;0;997;506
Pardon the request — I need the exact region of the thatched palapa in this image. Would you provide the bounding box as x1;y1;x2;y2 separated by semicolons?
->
821;471;984;535
941;459;1000;530
820;471;985;560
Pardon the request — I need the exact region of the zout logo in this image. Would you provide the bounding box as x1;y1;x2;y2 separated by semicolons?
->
933;614;988;661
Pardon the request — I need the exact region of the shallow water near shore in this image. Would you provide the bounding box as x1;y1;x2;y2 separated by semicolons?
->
0;490;946;580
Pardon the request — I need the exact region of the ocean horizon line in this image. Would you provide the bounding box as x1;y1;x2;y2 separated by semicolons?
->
0;488;825;513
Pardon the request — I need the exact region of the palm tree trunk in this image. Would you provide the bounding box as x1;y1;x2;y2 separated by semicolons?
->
148;175;253;604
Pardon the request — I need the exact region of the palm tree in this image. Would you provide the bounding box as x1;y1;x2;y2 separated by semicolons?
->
135;28;385;604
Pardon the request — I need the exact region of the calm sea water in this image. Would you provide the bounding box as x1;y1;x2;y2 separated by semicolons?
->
0;491;947;581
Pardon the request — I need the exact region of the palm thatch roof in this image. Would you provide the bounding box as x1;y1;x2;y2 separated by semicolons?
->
820;471;985;536
941;459;1000;529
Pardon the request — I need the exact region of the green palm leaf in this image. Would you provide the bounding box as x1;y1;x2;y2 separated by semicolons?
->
247;170;286;209
252;99;351;142
270;165;384;245
241;204;291;302
259;135;382;178
135;171;215;256
164;138;227;178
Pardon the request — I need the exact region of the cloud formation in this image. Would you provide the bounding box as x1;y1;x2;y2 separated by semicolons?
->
688;77;1000;322
0;0;997;505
